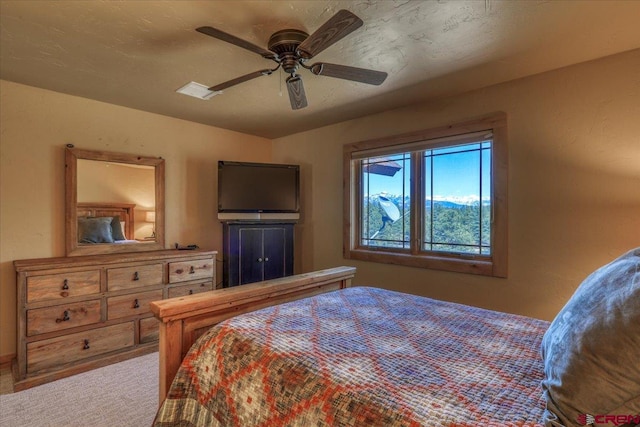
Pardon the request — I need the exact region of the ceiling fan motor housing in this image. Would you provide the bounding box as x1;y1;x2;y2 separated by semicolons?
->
268;29;309;74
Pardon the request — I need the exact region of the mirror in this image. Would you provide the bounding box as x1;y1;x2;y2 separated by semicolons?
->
65;147;165;256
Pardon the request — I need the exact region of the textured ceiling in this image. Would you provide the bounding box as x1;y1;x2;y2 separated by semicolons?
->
1;1;639;139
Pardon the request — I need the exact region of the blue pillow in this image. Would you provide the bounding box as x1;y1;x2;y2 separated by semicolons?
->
541;248;640;426
78;217;114;243
110;216;126;241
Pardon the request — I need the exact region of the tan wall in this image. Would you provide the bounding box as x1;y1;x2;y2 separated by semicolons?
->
0;80;272;358
273;49;640;322
2;49;639;359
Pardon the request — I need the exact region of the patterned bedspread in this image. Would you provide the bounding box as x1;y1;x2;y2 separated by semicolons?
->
154;287;550;426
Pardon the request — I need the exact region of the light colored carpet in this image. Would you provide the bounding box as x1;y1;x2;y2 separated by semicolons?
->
0;352;159;427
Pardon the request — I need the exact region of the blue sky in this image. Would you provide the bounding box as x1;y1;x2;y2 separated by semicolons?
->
364;143;491;203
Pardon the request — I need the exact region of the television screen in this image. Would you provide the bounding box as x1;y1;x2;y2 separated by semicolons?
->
218;161;300;213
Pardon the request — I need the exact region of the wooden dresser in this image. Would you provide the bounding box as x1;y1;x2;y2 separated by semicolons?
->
13;249;216;391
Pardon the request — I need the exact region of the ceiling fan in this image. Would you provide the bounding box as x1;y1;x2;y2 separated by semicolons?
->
196;9;388;110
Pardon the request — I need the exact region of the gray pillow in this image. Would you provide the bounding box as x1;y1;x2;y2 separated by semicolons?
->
78;217;114;243
110;216;126;241
541;247;640;427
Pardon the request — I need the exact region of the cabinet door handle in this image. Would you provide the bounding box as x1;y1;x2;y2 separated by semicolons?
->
61;279;70;297
133;271;140;281
56;310;70;323
133;298;140;309
257;258;263;263
83;339;90;350
264;257;269;262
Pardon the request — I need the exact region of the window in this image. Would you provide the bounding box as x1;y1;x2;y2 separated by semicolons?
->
344;114;507;277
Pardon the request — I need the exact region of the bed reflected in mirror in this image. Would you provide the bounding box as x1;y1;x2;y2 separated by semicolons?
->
65;147;165;256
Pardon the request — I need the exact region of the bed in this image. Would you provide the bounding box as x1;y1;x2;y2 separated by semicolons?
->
76;202;137;243
151;248;640;427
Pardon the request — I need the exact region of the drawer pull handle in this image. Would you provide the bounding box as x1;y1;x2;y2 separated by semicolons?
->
133;299;140;309
56;310;70;323
175;269;183;274
83;339;90;350
62;279;69;290
133;271;140;281
189;290;193;295
189;266;195;274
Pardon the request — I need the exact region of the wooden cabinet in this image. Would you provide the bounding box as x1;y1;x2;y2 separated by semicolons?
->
222;222;294;287
13;249;216;391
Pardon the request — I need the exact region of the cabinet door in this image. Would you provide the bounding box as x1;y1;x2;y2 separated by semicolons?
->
224;222;294;287
239;228;265;285
263;227;287;280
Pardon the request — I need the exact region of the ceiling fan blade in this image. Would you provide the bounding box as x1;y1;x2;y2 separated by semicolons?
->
196;26;276;60
209;69;274;92
297;10;363;59
286;75;308;110
310;62;387;85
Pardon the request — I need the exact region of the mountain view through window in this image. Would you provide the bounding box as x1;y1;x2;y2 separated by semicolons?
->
360;141;492;255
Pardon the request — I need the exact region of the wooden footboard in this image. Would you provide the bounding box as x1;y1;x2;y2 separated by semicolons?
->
150;266;356;402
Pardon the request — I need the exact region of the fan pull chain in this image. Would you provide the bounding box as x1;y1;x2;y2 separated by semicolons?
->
279;67;283;97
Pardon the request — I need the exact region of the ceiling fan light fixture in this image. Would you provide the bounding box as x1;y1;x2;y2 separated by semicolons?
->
176;81;222;100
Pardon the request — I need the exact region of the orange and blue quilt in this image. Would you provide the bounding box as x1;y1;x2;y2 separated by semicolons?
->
154;287;549;426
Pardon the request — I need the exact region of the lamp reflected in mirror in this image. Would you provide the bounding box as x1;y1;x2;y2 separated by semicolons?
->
145;211;156;239
65;147;165;256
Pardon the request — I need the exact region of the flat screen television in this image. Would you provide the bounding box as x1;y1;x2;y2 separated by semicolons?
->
218;161;300;213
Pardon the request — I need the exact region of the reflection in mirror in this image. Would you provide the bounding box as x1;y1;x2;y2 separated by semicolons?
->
78;160;155;240
66;148;165;256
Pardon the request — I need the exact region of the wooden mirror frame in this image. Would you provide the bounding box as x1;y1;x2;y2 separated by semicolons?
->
65;147;165;256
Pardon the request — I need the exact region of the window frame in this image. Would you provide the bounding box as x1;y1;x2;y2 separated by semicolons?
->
343;113;508;277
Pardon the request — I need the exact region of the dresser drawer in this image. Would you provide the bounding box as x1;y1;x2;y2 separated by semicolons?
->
139;317;159;344
27;270;100;303
27;299;101;336
107;263;163;291
168;281;213;298
107;289;163;320
169;258;214;283
27;322;135;374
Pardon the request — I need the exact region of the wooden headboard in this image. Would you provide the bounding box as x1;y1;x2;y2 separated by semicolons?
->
77;202;136;239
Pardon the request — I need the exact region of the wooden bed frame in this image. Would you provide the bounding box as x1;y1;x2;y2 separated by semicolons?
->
77;202;136;239
150;266;356;402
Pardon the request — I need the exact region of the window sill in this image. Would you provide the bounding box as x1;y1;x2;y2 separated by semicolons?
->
346;248;502;277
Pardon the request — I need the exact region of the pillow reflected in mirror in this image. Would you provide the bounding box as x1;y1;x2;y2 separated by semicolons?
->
78;217;114;243
110;216;127;241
